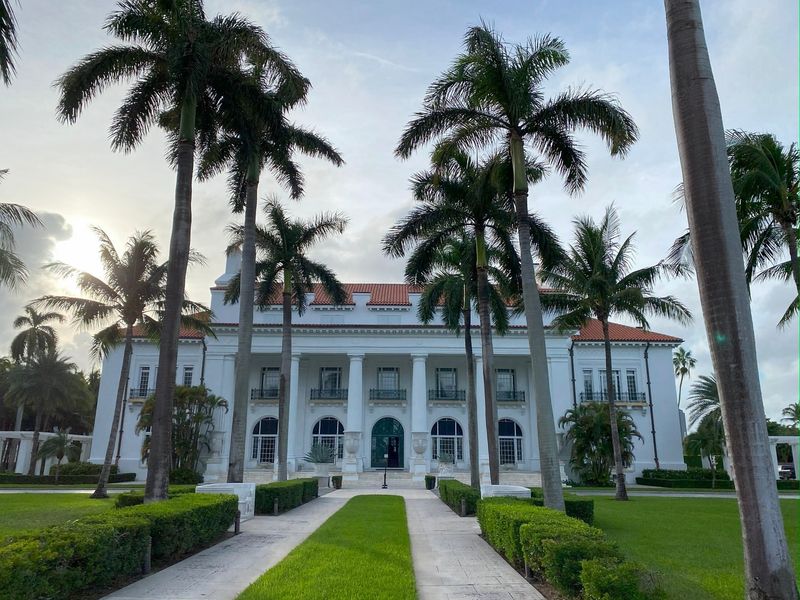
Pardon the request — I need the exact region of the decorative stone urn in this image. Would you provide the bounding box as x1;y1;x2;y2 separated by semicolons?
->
410;432;429;481
412;435;427;457
341;431;361;480
344;433;359;458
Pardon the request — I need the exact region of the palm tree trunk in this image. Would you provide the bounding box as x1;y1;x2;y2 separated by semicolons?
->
602;319;628;501
228;171;259;483
55;458;62;484
92;326;133;499
463;300;480;489
665;2;798;596
277;279;292;481
27;407;42;476
510;133;565;511
677;373;684;408
146;98;197;503
782;223;800;294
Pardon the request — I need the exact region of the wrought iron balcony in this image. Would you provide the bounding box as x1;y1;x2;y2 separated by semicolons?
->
428;389;466;401
497;390;526;402
369;389;407;401
251;388;279;400
129;388;154;399
310;388;348;400
580;392;647;405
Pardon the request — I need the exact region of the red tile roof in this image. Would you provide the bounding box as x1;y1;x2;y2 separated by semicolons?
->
572;319;682;343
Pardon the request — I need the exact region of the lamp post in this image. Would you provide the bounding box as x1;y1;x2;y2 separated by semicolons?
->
382;453;388;489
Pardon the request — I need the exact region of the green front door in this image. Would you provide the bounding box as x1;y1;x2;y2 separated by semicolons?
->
371;417;404;468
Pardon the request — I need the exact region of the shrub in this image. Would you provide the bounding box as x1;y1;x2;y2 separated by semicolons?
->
777;479;799;490
170;467;204;485
255;478;318;514
541;536;620;596
640;468;729;481
49;461;119;476
636;477;734;489
425;475;436;490
331;475;342;489
114;485;197;508
122;493;238;560
580;558;666;600
529;487;595;524
438;479;481;515
517;510;605;574
0;472;136;484
476;498;547;566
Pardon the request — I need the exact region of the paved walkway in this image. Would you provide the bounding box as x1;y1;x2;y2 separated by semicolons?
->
103;487;544;600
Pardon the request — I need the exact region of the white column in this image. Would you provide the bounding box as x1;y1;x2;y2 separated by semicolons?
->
475;356;490;483
769;439;780;479
792;442;799;482
342;353;364;479
286;353;301;473
410;353;429;480
201;353;234;482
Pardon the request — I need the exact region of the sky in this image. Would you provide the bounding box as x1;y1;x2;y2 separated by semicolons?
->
0;0;797;421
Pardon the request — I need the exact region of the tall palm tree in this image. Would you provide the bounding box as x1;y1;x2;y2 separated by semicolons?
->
35;228;210;498
194;82;343;484
6;351;90;475
37;430;81;483
781;402;799;429
409;236;513;489
226;201;347;480
56;0;307;501
684;414;725;484
10;306;63;363
665;1;797;595
395;24;638;509
540;206;691;500
672;346;697;409
0;0;18;85
686;374;720;429
0;171;43;289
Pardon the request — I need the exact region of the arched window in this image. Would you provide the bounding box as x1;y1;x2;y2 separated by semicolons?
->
252;417;278;464
430;418;464;461
498;419;523;464
312;417;344;460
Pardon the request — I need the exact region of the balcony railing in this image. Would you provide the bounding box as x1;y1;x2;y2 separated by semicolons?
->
428;389;466;401
497;390;526;402
369;389;407;401
310;388;348;400
129;388;155;399
580;392;647;405
251;388;279;400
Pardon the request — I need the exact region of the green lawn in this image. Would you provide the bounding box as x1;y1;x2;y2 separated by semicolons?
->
238;495;416;600
0;493;114;538
592;496;799;600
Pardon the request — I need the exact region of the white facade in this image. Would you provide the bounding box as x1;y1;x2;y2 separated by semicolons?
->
91;253;686;483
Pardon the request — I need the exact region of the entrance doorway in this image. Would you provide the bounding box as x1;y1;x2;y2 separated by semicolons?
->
371;417;404;468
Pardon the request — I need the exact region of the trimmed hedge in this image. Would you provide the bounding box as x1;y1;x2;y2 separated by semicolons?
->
0;493;236;599
637;477;799;491
114;484;198;508
169;468;203;485
478;498;664;599
49;461;118;476
0;472;136;484
640;468;729;481
255;478;318;514
530;487;595;524
438;479;481;515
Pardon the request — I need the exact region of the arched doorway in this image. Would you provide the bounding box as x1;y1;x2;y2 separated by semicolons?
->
371;417;404;468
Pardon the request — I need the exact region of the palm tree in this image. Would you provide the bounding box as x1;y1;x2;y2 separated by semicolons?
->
781;402;799;429
194;81;343;484
10;306;63;363
540;206;691;500
684;414;725;486
0;171;43;289
672;346;697;409
0;0;18;85
56;0;307;502
385;148;555;483
35;228;210;498
38;430;81;483
686;374;720;429
226;201;347;480
6;351;90;475
409;235;513;489
395;24;638;509
665;1;797;595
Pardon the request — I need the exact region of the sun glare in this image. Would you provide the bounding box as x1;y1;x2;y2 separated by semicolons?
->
51;221;106;294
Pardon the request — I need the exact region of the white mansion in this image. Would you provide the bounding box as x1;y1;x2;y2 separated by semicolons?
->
91;252;686;483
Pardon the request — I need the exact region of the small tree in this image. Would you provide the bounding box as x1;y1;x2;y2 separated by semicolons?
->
672;346;697;409
782;402;800;429
38;430;80;483
559;402;641;486
684;415;725;488
137;385;227;476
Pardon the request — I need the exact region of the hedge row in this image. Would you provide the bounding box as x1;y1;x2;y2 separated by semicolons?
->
640;468;730;481
255;478;318;514
49;462;118;476
438;480;481;515
114;485;198;508
637;477;799;491
0;472;137;484
477;498;665;599
530;487;595;524
0;493;237;600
